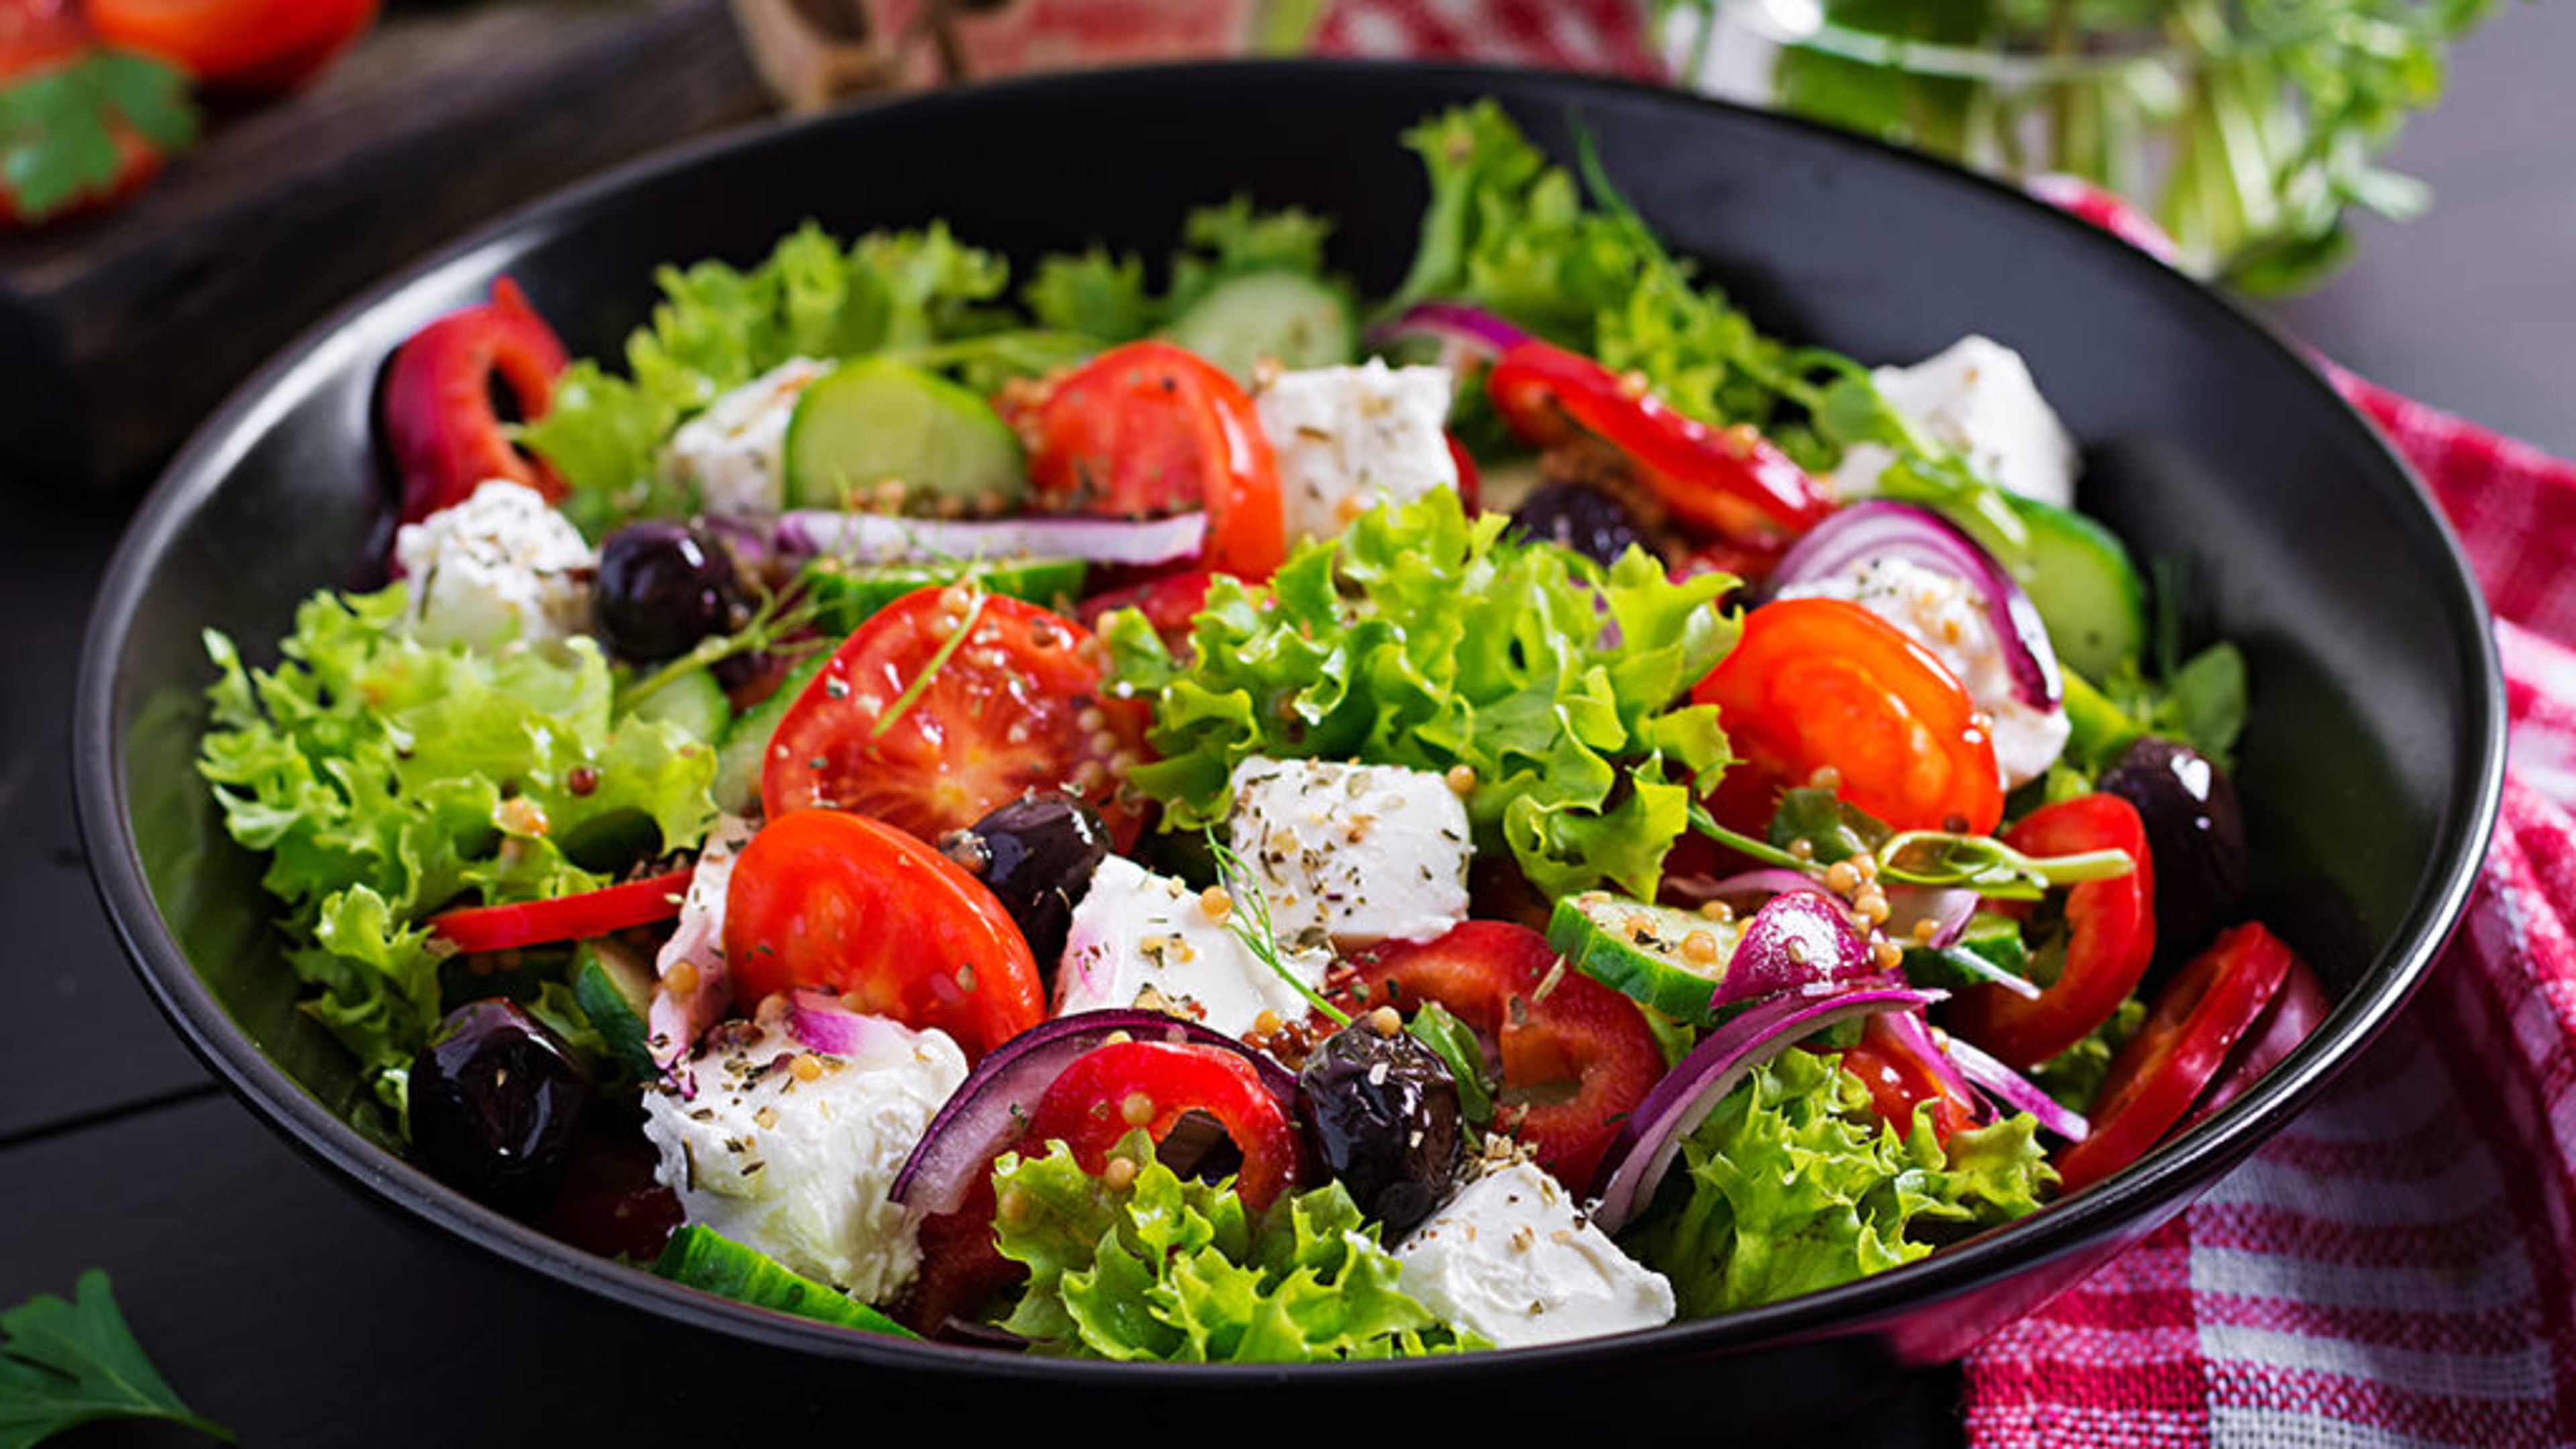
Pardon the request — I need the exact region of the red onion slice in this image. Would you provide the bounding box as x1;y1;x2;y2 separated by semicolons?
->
776;510;1208;568
1719;888;1881;1006
1361;300;1534;362
1764;500;2061;710
1586;985;1945;1234
888;1010;1297;1216
1943;1030;2090;1141
1872;1007;1995;1129
783;989;922;1060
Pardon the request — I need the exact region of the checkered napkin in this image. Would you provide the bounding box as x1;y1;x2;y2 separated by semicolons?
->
1320;3;2576;1440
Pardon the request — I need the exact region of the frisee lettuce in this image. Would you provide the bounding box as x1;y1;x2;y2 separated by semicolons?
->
1623;1047;2054;1317
197;584;718;1110
1102;489;1737;900
990;1132;1481;1361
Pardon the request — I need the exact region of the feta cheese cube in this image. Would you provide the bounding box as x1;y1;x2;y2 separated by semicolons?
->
1057;855;1331;1036
1226;756;1471;951
1253;360;1459;541
661;357;828;521
1395;1160;1676;1350
392;478;596;651
1833;335;2078;509
641;1015;967;1303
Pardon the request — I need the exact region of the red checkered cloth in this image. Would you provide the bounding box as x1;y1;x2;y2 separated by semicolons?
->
1322;3;2576;1440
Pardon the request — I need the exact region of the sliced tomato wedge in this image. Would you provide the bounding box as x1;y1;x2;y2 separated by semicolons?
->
1949;793;2157;1069
2053;920;2297;1193
760;586;1149;850
1486;339;1832;552
1346;920;1664;1190
722;809;1044;1062
1018;1038;1301;1211
427;866;694;955
1018;340;1285;579
381;276;570;525
1074;566;1220;658
1835;1013;1982;1144
1693;596;2006;837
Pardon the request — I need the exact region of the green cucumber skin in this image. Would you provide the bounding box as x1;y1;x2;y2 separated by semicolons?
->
800;555;1089;637
712;652;832;818
572;939;659;1079
783;356;1026;515
1165;270;1354;381
1546;891;1739;1029
2009;496;2147;680
652;1225;918;1338
625;666;732;745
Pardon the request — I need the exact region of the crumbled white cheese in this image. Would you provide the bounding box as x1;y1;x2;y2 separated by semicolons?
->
1778;555;2072;788
1253;359;1458;542
392;478;596;651
1395;1160;1676;1350
641;1016;966;1303
661;357;828;521
1056;855;1331;1036
1226;756;1471;951
1832;335;2078;509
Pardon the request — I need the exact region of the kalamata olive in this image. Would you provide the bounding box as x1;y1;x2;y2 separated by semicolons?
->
938;792;1110;970
1296;1013;1464;1236
594;520;745;663
409;998;592;1214
1511;482;1648;569
2102;736;2251;962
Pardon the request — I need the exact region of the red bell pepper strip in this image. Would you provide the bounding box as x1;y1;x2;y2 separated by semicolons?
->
429;865;694;956
1485;339;1834;552
382;275;570;526
1948;794;2157;1069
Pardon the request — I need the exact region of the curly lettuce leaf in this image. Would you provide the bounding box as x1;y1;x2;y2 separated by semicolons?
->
1103;490;1736;900
197;585;718;1109
990;1133;1478;1361
1623;1047;2054;1317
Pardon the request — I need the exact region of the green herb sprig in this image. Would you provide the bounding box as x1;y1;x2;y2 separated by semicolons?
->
0;49;195;223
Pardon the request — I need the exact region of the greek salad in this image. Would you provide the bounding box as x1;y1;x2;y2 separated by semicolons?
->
197;101;2328;1359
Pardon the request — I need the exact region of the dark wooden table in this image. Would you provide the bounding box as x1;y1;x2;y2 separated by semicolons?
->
5;5;2571;1443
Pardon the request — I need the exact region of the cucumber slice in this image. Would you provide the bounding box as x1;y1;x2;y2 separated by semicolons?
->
652;1225;918;1337
1900;911;2033;995
712;651;832;818
799;554;1089;637
622;665;731;745
1165;270;1354;381
783;356;1026;516
572;936;659;1079
2008;496;2146;681
1547;890;1749;1029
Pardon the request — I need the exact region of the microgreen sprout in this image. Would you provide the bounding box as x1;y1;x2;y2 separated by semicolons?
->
1205;830;1350;1028
871;580;986;741
1874;830;2134;901
618;580;820;713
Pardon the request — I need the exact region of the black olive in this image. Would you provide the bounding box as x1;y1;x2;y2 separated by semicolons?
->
1511;482;1648;569
938;792;1110;971
409;998;592;1214
2102;735;2251;963
594;521;745;664
1296;1016;1464;1236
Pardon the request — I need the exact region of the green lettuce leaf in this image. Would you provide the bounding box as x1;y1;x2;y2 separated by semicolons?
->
1623;1048;2054;1317
990;1132;1479;1362
197;585;718;1110
1102;490;1737;900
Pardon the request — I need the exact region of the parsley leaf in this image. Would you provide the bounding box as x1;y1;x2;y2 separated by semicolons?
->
0;1270;231;1448
0;49;196;221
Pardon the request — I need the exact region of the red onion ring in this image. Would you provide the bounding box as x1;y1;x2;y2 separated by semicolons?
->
888;1009;1296;1216
1763;500;2061;710
1585;984;1946;1234
1361;300;1534;362
1942;1030;2091;1142
776;509;1208;568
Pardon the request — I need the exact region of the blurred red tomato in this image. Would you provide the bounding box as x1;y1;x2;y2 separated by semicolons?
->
87;0;377;94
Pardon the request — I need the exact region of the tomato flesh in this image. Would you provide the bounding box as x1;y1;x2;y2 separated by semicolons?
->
1693;596;2005;837
87;0;378;93
381;276;570;525
1075;566;1220;658
1018;1038;1301;1212
721;809;1044;1062
1020;340;1285;579
1347;920;1664;1189
1949;793;2157;1069
761;587;1149;850
1834;1013;1982;1144
2053;920;2296;1192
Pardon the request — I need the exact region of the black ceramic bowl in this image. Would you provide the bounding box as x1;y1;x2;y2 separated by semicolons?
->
76;60;2502;1434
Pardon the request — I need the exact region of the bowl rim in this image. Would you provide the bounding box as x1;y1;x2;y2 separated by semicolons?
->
73;56;2506;1385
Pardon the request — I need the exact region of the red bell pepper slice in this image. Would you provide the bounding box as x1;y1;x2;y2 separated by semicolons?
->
1485;339;1833;553
1949;794;2158;1069
429;865;694;956
382;275;571;526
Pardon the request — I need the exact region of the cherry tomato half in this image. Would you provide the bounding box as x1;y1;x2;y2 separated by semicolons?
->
1948;793;2157;1069
1019;1038;1301;1212
722;809;1044;1062
2052;920;2296;1193
1346;920;1664;1190
1835;1012;1982;1144
381;276;570;526
1074;566;1219;659
88;0;376;93
1018;340;1285;579
1486;339;1833;552
761;586;1150;850
1693;596;2006;837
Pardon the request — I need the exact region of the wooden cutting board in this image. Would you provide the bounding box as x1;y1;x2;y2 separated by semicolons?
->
0;0;775;496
